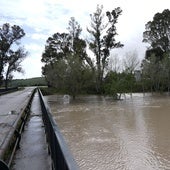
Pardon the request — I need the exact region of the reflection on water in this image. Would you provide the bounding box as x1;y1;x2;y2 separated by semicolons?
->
45;93;170;170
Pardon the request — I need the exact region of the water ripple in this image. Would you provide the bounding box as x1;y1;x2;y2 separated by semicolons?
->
46;94;170;170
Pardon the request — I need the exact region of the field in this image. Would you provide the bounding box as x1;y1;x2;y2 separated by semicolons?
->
9;77;47;87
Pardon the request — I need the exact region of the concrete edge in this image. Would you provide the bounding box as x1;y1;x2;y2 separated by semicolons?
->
0;88;36;166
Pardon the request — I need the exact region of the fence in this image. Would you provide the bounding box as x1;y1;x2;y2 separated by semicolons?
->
38;89;79;170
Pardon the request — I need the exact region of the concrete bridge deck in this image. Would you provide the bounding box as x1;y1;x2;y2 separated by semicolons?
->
11;91;51;170
0;87;51;169
0;87;77;170
0;87;35;157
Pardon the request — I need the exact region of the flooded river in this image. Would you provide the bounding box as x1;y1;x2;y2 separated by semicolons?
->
45;93;170;170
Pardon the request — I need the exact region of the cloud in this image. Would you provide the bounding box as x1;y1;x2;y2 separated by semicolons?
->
26;33;48;41
1;0;170;79
13;51;43;79
25;43;44;52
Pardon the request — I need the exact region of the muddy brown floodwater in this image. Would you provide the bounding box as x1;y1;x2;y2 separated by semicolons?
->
45;93;170;170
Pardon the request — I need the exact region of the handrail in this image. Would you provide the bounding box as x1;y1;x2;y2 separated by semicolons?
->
7;88;36;167
0;159;9;170
38;89;79;170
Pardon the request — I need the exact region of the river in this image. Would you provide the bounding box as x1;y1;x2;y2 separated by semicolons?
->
45;93;170;170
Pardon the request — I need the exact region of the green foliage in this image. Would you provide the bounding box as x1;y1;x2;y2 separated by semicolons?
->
41;17;95;98
104;71;136;99
142;9;170;92
143;9;170;59
0;23;27;88
87;5;123;93
9;77;47;87
41;6;170;97
141;53;170;92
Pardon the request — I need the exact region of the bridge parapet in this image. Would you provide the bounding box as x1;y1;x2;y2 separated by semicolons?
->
38;89;79;170
0;87;36;169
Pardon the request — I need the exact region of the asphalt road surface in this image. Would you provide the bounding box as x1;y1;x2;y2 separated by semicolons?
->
0;87;35;153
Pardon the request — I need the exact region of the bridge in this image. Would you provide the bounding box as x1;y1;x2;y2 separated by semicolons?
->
0;87;78;170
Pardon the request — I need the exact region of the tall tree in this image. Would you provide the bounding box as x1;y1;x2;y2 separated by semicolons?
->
87;5;123;93
161;53;170;92
0;23;27;87
41;32;71;65
41;32;72;87
68;17;88;62
5;48;27;89
142;9;170;92
42;18;92;98
141;54;163;92
143;9;170;59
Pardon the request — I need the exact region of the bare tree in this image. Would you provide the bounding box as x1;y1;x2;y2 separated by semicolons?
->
107;54;122;73
122;50;140;96
123;50;140;73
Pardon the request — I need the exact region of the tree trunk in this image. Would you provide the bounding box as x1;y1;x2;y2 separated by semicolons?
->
5;68;10;90
0;58;4;86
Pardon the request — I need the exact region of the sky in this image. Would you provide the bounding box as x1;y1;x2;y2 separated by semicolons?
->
0;0;170;79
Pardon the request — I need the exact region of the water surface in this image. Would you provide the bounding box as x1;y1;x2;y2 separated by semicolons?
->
45;93;170;170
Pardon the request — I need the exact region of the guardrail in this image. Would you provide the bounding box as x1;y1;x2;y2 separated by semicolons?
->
38;89;79;170
0;87;18;95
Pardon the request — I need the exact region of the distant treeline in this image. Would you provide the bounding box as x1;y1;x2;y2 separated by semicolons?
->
41;7;170;99
8;77;47;87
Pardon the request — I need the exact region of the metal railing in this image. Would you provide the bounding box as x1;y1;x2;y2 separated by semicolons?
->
38;89;79;170
0;87;18;95
0;159;9;170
